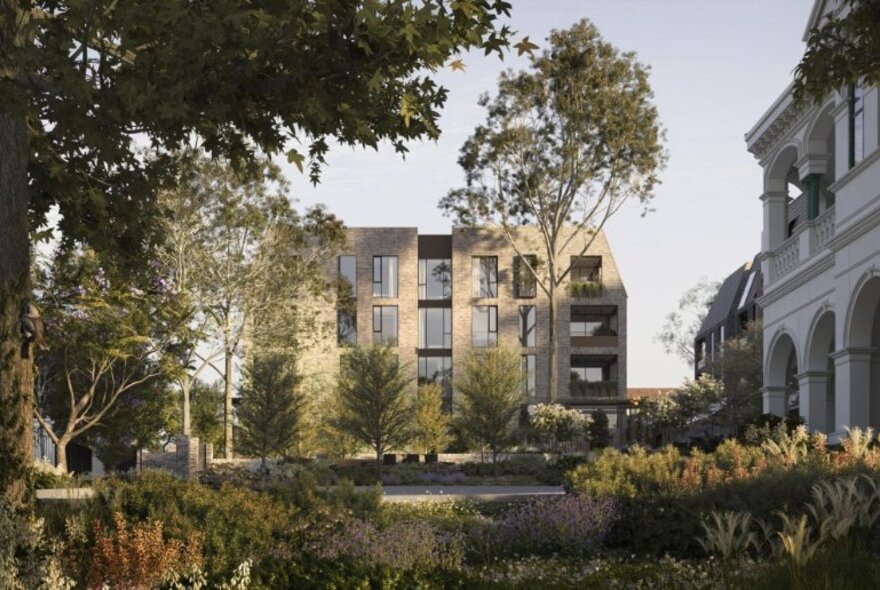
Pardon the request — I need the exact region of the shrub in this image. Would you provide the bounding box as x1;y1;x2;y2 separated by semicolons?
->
88;512;203;589
471;495;618;560
92;471;296;579
0;502;75;590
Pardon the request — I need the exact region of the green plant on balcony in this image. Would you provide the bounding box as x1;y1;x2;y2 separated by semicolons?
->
568;377;618;398
590;324;617;337
568;280;602;298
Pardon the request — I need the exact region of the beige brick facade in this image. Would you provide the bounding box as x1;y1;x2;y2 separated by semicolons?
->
300;225;628;438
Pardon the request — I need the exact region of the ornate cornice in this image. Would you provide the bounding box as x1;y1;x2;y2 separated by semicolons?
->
748;99;807;161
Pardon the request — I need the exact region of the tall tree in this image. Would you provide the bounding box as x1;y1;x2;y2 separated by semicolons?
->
33;247;177;472
237;353;304;469
713;321;763;434
454;347;523;464
332;345;414;477
0;0;517;505
441;20;666;401
656;278;721;366
794;0;880;103
159;153;343;458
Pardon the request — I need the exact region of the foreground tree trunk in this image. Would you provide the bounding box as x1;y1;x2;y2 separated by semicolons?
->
224;348;234;458
0;110;33;508
548;281;558;402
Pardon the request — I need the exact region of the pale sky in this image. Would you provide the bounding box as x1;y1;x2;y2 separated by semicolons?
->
281;0;813;387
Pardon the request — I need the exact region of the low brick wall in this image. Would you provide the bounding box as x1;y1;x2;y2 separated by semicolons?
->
139;436;214;480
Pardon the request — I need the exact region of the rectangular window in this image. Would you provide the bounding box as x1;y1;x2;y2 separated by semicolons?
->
419;259;452;300
472;256;498;298
337;309;357;345
338;255;357;297
570;355;616;398
372;256;398;298
570;306;617;336
570;255;602;283
472;305;498;347
418;356;453;401
513;255;538;298
519;305;536;347
419;308;452;349
372;305;398;344
850;84;865;168
522;354;536;397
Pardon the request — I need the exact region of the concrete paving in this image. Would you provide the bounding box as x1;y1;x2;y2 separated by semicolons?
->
363;485;564;503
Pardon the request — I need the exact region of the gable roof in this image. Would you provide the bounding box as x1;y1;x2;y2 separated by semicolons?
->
698;266;746;337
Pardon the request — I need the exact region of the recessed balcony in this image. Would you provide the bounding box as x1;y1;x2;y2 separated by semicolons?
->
769;205;835;284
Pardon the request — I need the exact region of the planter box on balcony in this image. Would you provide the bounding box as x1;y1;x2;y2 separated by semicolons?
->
571;335;618;348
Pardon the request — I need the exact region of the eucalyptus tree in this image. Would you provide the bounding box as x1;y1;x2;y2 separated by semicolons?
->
441;20;666;401
0;0;518;504
656;278;721;366
158;152;344;458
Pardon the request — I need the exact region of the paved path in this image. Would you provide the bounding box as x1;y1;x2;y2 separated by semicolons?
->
361;485;564;503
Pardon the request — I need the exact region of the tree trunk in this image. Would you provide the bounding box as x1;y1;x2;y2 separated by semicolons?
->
375;447;382;480
548;282;558;402
224;350;234;458
182;380;192;436
54;436;70;473
0;109;33;508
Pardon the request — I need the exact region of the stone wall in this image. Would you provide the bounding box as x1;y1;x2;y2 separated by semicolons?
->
138;435;213;480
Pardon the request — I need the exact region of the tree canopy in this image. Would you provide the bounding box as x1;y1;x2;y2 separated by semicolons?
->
794;0;880;104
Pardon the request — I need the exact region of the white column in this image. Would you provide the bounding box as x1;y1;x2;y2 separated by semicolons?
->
833;348;873;433
797;371;828;432
763;385;786;417
761;191;788;253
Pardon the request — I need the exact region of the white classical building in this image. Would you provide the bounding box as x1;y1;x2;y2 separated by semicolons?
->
746;0;880;439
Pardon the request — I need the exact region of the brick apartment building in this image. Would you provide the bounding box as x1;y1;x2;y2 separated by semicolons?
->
301;226;629;441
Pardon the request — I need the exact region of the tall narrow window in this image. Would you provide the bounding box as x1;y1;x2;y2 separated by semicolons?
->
337;310;357;345
418;259;452;299
372;256;398;298
472;257;498;298
338;255;357;296
418;356;453;401
850;84;865;168
513;255;538;298
472;305;498;346
419;308;452;349
372;305;398;344
519;305;536;347
522;354;536;397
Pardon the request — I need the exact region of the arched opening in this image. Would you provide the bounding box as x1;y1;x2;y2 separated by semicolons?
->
804;311;835;432
765;332;799;417
763;146;802;254
845;276;880;428
803;104;837;216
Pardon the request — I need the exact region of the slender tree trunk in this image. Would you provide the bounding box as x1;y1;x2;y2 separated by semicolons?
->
0;109;33;508
375;447;382;480
182;380;192;436
548;281;558;402
224;349;234;458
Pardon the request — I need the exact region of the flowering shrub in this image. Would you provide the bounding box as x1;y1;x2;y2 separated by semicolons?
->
469;495;618;560
531;403;590;453
88;512;204;590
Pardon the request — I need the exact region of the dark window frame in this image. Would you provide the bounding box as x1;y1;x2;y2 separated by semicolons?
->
372;255;399;298
472;256;498;298
472;305;498;347
519;305;536;347
418;258;452;300
513;255;538;298
419;307;452;349
521;354;536;397
372;305;398;344
850;83;865;169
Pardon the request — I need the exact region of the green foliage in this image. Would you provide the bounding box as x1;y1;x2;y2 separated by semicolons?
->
794;0;880;103
0;502;75;589
34;246;181;471
189;381;224;450
333;345;415;470
237;353;305;467
656;278;720;365
531;403;588;453
454;347;524;463
91;471;296;580
697;511;757;560
411;383;452;454
588;409;611;449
